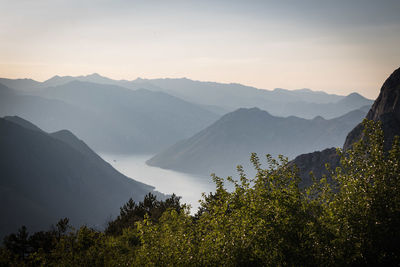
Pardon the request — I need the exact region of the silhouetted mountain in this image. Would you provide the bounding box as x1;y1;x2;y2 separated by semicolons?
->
147;107;366;177
41;73;161;91
2;74;372;119
0;117;160;238
292;66;400;183
288;93;372;118
40;81;219;152
4;115;44;132
0;78;41;92
135;78;343;104
43;73;113;87
0;73;161;93
133;78;372;119
0;82;219;153
273;88;343;103
344;67;400;150
336;92;371;107
0;84;114;151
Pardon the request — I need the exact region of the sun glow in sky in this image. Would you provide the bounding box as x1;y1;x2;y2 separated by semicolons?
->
1;0;400;98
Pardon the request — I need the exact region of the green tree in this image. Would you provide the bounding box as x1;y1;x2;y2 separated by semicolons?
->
326;119;400;265
2;119;399;266
3;226;29;260
105;193;183;236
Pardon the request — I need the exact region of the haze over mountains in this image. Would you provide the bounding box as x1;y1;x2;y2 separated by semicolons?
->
149;66;400;182
0;74;372;156
291;66;400;184
344;67;400;151
0;69;396;239
1;73;372;119
0;81;219;153
0;116;161;238
132;77;372;119
147;107;367;176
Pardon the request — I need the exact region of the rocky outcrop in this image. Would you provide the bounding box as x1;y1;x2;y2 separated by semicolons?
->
344;67;400;150
294;66;400;183
290;148;340;186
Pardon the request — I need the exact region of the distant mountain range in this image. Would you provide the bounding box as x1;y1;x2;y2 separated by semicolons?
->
147;107;367;177
149;67;400;182
1;74;373;119
291;66;400;184
0;116;161;238
1;68;396;239
131;77;373;119
0;81;219;153
0;73;377;180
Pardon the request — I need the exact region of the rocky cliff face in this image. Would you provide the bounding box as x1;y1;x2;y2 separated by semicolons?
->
366;68;400;121
293;67;400;183
344;67;400;150
291;148;340;187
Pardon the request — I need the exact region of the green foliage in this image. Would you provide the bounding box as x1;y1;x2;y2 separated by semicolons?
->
105;192;183;236
1;119;399;266
327;120;400;265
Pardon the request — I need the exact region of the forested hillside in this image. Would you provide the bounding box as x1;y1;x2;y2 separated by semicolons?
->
1;121;399;266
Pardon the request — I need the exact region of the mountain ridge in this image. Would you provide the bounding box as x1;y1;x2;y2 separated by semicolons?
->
0;116;161;238
0;81;219;153
147;106;367;177
291;66;400;183
1;74;372;119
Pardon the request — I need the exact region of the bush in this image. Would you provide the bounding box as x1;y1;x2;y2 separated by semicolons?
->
2;120;399;266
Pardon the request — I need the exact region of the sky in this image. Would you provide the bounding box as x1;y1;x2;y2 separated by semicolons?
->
1;0;399;99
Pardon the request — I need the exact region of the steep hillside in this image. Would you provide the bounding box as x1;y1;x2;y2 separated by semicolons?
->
40;81;219;152
292;66;400;183
147;107;366;177
344;67;400;150
0;117;160;237
0;82;219;153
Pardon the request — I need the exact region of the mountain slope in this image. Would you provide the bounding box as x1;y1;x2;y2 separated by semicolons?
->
2;74;373;119
0;78;41;92
40;81;220;152
0;84;114;151
291;66;400;183
0;82;219;153
133;77;344;105
344;67;400;150
133;78;372;119
0;117;159;237
4;115;44;132
147;107;366;176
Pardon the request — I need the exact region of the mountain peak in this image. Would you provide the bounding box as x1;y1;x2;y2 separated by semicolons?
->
346;92;362;98
366;67;400;122
87;73;102;77
46;75;62;81
51;129;76;139
344;66;400;150
84;73;109;80
312;115;325;122
3;116;44;132
337;91;371;107
43;75;74;86
231;107;272;117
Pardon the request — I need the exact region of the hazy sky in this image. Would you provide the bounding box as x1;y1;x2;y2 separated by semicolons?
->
1;0;399;98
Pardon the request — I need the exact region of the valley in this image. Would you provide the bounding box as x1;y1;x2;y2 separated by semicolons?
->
100;154;215;213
